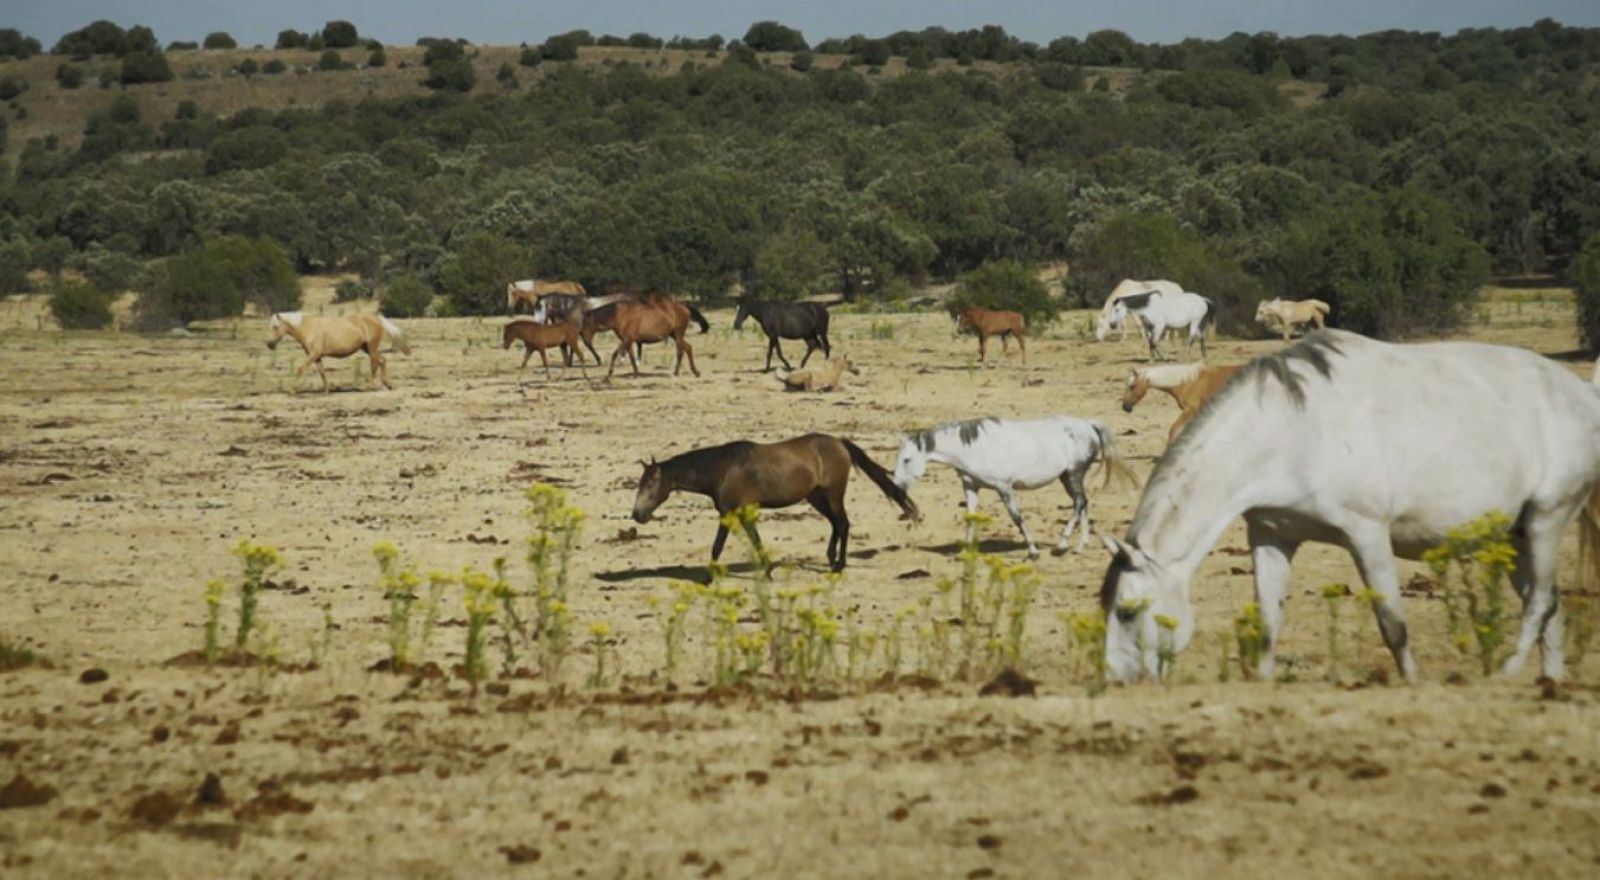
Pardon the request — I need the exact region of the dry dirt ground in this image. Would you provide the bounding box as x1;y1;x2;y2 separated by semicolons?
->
2;286;1599;877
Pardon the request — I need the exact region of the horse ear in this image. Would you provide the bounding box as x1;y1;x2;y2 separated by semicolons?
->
1100;534;1143;566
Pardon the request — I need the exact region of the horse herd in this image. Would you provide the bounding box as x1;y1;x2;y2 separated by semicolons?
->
260;276;1600;687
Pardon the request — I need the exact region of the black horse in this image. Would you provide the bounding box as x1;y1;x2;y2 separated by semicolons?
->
732;299;832;372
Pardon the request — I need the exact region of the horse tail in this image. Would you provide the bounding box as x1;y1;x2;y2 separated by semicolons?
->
842;439;920;523
1090;421;1140;491
1201;297;1220;333
1309;299;1332;316
379;315;411;355
686;305;710;334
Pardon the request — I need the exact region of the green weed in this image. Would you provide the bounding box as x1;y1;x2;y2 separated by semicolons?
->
1423;511;1517;676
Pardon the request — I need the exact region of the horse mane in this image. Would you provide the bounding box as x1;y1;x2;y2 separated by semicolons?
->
506;316;542;325
1137;362;1204;389
1118;290;1158;311
910;417;998;453
660;441;756;477
274;311;304;328
1141;332;1348;509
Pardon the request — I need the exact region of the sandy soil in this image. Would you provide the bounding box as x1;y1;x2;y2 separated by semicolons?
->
2;288;1599;876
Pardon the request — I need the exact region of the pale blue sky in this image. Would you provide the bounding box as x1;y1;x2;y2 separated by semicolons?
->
11;0;1600;48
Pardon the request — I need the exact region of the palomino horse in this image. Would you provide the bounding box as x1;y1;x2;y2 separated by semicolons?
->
732;299;833;372
502;317;589;385
1096;279;1184;342
1098;330;1600;684
632;434;920;572
603;296;709;381
1120;362;1244;444
507;279;587;313
267;312;410;393
892;416;1136;558
1255;298;1331;341
954;307;1027;364
1108;289;1216;361
777;354;859;392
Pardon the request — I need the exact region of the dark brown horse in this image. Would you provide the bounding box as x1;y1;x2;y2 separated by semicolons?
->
606;296;710;381
955;307;1027;364
502;318;588;384
632;434;920;572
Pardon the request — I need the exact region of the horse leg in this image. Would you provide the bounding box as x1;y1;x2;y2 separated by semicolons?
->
1196;321;1208;359
291;356;312;394
1345;523;1419;682
1016;331;1026;365
772;337;793;371
627;342;642;377
370;349;390;389
1055;469;1089;554
1246;518;1300;680
313;357;331;393
799;338;817;368
998;488;1038;559
605;340;628;382
1503;511;1567;680
678;333;700;378
711;523;730;562
807;491;844;571
818;332;831;359
960;475;982;514
539;348;552;381
977;332;987;364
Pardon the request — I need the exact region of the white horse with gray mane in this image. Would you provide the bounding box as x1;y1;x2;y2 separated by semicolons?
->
1095;279;1184;343
1099;329;1600;684
891;417;1136;558
1106;289;1216;361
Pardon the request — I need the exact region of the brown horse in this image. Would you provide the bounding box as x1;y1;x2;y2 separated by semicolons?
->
1120;362;1243;444
267;312;410;393
955;307;1027;364
605;296;710;381
507;278;587;313
502;318;589;384
631;434;920;572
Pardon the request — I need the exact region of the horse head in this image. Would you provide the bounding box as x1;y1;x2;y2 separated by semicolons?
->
1254;300;1276;325
1098;535;1194;683
891;435;930;493
1121;370;1150;413
1094;308;1121;343
631;458;666;523
266;313;289;350
732;300;750;330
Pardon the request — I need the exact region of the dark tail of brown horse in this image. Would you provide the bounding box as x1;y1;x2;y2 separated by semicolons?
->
686;305;710;334
843;439;921;522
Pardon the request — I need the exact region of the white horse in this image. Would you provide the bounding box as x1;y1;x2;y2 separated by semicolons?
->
1095;279;1185;342
891;416;1136;558
1109;289;1215;361
1099;329;1600;684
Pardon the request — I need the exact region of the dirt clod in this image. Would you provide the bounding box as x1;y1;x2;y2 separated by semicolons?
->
78;668;109;685
500;845;542;864
196;773;226;807
129;791;183;826
978;669;1036;697
0;773;58;809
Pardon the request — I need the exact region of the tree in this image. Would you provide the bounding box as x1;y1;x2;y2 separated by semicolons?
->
857;40;890;67
203;32;237;50
423;58;475;92
367;46;386;67
1270;190;1489;338
120;50;173;84
50;281;115;329
541;36;579;62
56;63;85;89
437;233;530;315
743;21;808;53
754;228;828;299
275;30;308;50
0;239;30;295
53;21;129;57
206;126;288;173
137;236;300;327
321;21;360;49
0;28;42;60
382;274;434;318
1573;233;1600;354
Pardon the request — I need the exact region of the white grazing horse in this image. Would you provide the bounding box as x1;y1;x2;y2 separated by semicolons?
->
1109;289;1215;361
1099;329;1600;684
1095;279;1184;342
891;417;1136;557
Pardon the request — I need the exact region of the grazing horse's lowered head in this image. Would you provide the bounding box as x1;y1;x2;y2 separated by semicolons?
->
631;459;666;523
1100;534;1196;680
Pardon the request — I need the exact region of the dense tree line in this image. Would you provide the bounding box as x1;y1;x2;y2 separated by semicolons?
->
1;18;1598;337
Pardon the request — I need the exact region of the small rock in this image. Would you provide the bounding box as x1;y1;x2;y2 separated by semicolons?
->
1480;782;1507;799
500;845;542;864
79;668;109;685
196;773;226;807
976;833;1002;850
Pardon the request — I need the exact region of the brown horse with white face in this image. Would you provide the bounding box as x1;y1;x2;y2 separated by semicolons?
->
267;312;410;393
604;296;710;381
1120;362;1243;444
954;307;1027;364
631;434;920;572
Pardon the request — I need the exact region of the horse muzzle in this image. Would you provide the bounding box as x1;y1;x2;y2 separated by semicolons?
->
1121;401;1133;413
265;340;277;350
631;509;652;524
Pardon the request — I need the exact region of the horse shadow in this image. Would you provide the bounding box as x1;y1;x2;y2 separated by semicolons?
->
917;538;1034;555
595;549;881;585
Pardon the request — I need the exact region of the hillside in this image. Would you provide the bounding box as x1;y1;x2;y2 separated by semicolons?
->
0;44;1318;159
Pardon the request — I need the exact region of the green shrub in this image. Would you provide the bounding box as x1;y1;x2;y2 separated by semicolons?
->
334;279;371;302
0;238;32;295
318;49;345;71
56;63;84;89
496;62;517;87
119;50;173;84
367;46;386;67
49;281;115;329
437;233;529;315
137;236;300;328
0;75;27;101
76;247;145;292
423;58;475;91
541;37;579;62
262;58;286;75
321;20;360;49
519;46;542;68
274;30;307;50
948;259;1056;327
235;58;258;75
789;50;814;72
382;274;434;318
203;32;236;50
